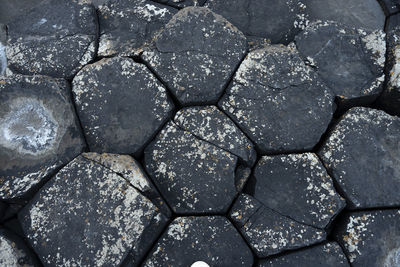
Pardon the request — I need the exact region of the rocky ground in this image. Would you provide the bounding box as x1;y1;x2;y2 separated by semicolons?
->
0;0;399;266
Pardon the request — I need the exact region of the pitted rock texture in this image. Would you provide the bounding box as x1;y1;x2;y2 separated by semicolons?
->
72;57;174;156
247;153;345;229
319;107;400;209
6;0;97;78
153;0;206;8
142;7;248;105
205;0;308;44
0;229;37;267
295;21;386;107
230;194;326;258
98;0;176;57
258;242;349;267
0;75;85;200
144;216;253;266
19;155;168;267
219;45;334;154
334;210;400;266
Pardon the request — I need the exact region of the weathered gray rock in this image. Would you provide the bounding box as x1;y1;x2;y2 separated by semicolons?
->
230;194;326;258
0;24;6;76
72;57;174;156
248;153;345;229
258;242;349;267
142;7;247;105
219;45;334;154
144;216;253;266
319;107;400;209
153;0;206;8
98;0;176;57
6;0;97;78
19;155;168;267
0;229;38;267
205;0;308;44
0;75;85;200
174;106;256;167
145;121;239;214
335;210;400;267
305;0;385;30
387;14;400;34
381;0;400;14
295;21;386;107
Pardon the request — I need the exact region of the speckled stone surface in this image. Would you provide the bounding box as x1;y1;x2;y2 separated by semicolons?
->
0;229;38;267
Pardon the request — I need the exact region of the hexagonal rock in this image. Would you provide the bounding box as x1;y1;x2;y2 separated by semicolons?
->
247;153;345;229
305;0;385;30
0;75;85;200
319;107;400;209
97;0;176;57
142;7;248;105
257;242;349;267
145;121;239;214
153;0;206;8
6;0;97;78
144;216;253;266
0;229;38;267
334;210;400;266
295;21;386;107
230;194;326;258
219;45;334;154
174;106;257;167
205;0;308;44
19;155;168;267
72;57;174;156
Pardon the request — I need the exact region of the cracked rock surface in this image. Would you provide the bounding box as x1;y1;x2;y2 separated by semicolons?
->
153;0;206;8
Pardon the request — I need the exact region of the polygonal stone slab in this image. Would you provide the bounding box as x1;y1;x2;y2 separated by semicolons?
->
247;153;345;229
145;121;239;214
142;7;247;105
0;229;38;267
319;107;400;209
334;210;400;267
72;57;174;156
153;0;206;8
295;21;386;107
305;0;385;30
174;105;257;167
258;242;349;267
230;194;326;258
219;45;334;154
144;216;253;266
6;0;97;78
19;155;168;267
0;75;85;200
205;0;308;44
387;13;400;32
98;0;176;57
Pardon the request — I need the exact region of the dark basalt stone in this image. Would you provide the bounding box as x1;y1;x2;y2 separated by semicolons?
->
72;57;174;156
0;229;39;266
319;107;400;209
0;75;85;200
153;0;206;8
248;153;345;229
143;216;253;266
98;0;176;57
387;13;400;32
141;7;248;105
381;0;400;14
258;242;349;267
6;0;97;78
219;44;334;154
334;210;400;267
230;194;326;258
205;0;308;44
295;21;386;108
19;155;168;267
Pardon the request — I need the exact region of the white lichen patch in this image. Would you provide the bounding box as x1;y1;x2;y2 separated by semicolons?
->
0;234;33;267
389;45;400;89
361;30;386;68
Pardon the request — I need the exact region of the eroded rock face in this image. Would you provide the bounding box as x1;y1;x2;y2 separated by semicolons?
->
6;0;97;78
0;75;85;200
142;7;247;105
230;194;326;258
0;229;38;267
153;0;206;8
205;0;308;44
335;210;400;267
19;155;168;267
248;153;345;229
144;216;253;266
72;57;174;156
295;21;386;107
98;0;176;57
258;242;349;267
219;45;334;154
319;107;400;209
